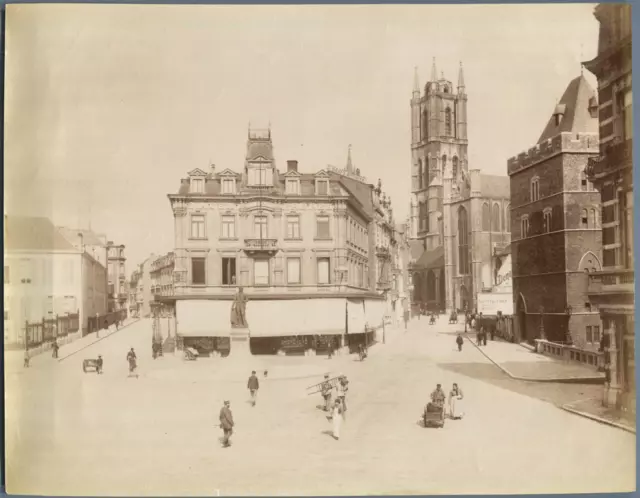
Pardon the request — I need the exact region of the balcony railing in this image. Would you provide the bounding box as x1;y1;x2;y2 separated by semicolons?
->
244;238;278;255
586;138;633;179
588;269;635;294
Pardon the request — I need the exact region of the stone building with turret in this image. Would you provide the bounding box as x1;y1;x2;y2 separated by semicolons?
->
409;59;510;313
508;74;601;346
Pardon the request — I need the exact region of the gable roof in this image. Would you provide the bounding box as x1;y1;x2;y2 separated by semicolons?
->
331;173;375;218
5;216;77;252
283;169;302;177
57;227;106;247
188;168;208;177
217;168;240;177
479;174;510;199
537;75;598;144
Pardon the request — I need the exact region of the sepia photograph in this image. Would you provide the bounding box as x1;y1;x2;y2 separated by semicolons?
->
3;2;636;496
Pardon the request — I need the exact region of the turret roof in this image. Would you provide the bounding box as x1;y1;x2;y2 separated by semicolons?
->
537;75;598;145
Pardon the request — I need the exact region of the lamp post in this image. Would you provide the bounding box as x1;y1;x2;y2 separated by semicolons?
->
539;305;546;341
334;266;347;352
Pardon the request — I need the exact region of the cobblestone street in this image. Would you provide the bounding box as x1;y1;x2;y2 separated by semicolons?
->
6;318;635;496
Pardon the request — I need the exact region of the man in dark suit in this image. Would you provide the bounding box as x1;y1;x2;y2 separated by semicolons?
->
247;371;259;407
219;401;234;448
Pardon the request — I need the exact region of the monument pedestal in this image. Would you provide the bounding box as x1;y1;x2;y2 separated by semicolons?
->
230;327;251;356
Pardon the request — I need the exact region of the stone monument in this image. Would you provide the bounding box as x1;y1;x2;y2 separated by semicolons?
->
230;287;251;355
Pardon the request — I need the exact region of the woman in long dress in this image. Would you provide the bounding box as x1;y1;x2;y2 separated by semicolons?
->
332;398;344;440
448;383;464;420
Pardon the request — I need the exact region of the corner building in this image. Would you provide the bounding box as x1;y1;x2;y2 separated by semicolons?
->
508;75;602;345
584;3;634;413
168;128;386;356
409;60;510;313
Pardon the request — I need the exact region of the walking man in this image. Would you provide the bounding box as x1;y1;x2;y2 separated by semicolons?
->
219;400;234;448
456;334;464;352
51;339;59;359
331;398;344;440
336;374;349;415
320;374;333;412
126;347;138;377
247;370;259;407
24;349;30;368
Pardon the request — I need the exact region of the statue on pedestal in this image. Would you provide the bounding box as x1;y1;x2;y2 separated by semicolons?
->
231;287;248;328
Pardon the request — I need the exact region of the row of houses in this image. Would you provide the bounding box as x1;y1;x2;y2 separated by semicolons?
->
4;215;128;348
129;132;413;356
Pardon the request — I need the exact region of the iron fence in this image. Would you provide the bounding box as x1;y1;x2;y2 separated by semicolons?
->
86;309;128;336
25;311;80;349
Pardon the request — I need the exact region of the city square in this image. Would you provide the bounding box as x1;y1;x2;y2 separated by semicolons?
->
5;317;635;496
4;3;635;496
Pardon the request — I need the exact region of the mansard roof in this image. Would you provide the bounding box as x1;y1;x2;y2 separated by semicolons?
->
246;142;274;161
537;75;598;145
176;169;345;197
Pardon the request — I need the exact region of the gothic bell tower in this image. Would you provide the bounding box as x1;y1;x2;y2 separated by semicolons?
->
410;59;468;246
410;59;469;312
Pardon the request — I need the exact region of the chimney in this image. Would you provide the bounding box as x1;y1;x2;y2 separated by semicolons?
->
287;160;298;172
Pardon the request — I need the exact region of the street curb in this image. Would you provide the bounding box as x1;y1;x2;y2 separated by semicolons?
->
58;319;141;362
463;334;605;384
561;402;636;434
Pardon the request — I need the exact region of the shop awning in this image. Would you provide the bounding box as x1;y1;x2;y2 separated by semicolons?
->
414;246;444;270
247;298;346;337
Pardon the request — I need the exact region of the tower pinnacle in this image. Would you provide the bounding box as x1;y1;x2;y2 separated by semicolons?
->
346;144;354;174
431;57;437;82
413;66;420;96
457;61;465;93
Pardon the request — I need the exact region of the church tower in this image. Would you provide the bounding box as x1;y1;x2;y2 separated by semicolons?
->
410;60;469;311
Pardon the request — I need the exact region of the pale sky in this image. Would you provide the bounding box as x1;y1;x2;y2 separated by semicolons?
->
4;3;599;270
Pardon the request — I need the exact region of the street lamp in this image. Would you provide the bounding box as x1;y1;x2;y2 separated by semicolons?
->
539;305;546;341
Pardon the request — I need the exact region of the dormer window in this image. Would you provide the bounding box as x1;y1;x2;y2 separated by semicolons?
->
286;179;300;195
191;178;204;194
248;163;272;186
553;104;566;127
222;179;236;194
316;179;329;195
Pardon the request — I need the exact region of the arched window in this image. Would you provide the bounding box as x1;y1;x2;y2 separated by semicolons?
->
418;159;423;190
441;155;447;176
531;177;540;202
452;156;458;178
581;208;588;228
492;203;501;232
445;108;452;136
422;109;428;140
482;203;490;231
458;206;469;275
505;204;510;232
590;208;597;228
424;157;429;187
543;208;552;233
521;215;530;238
